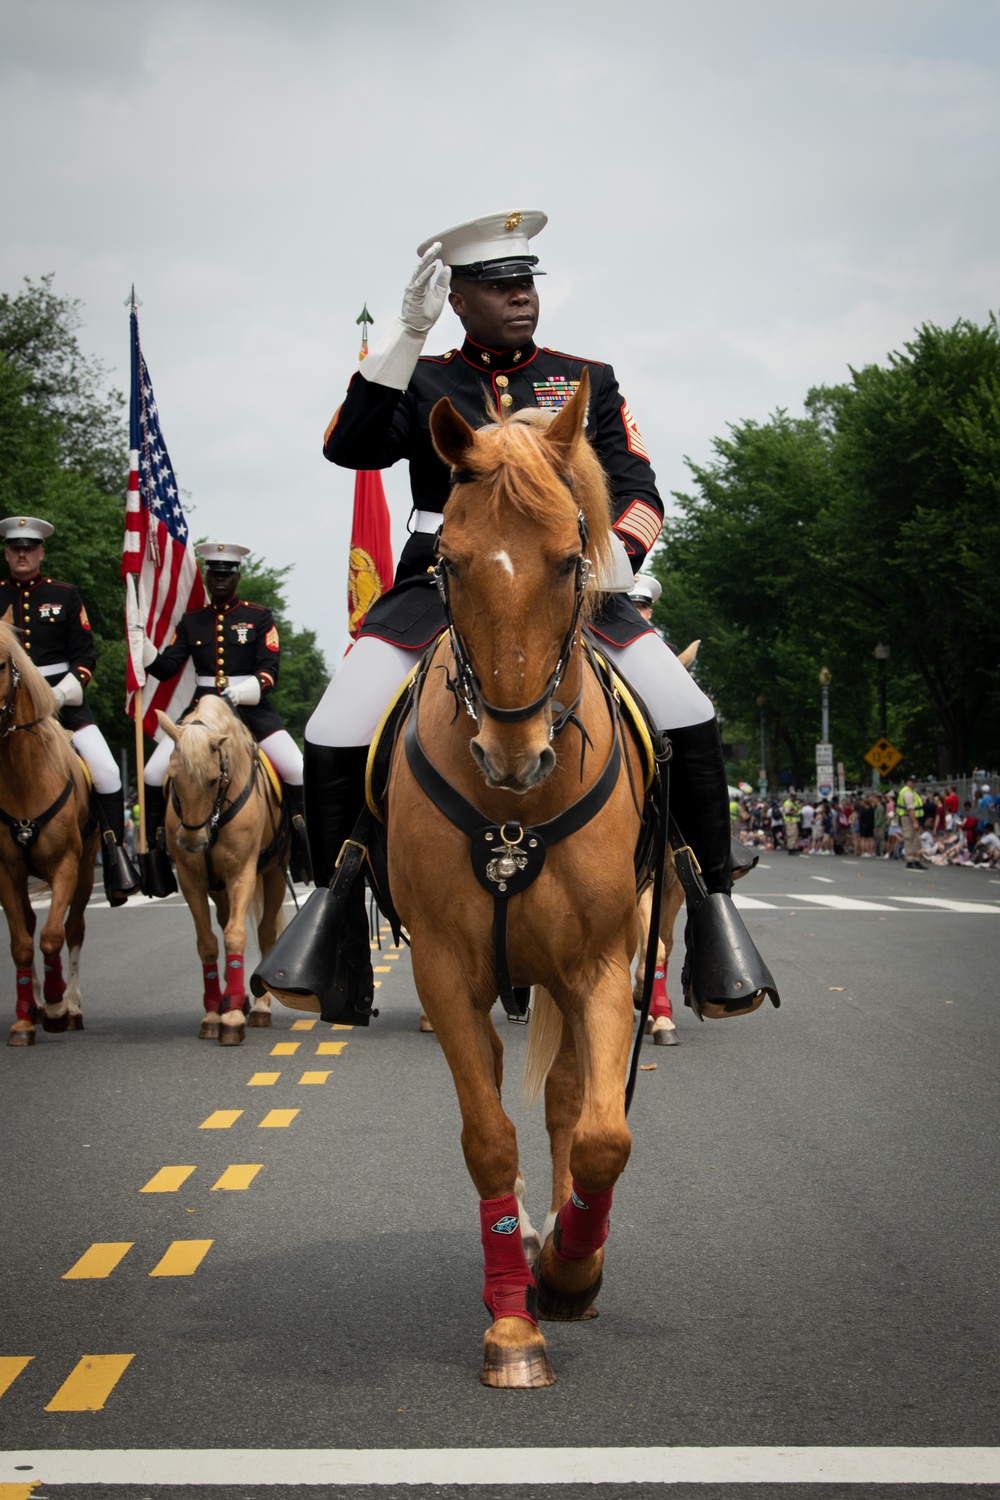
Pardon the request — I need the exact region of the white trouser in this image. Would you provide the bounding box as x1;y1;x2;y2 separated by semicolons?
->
71;724;122;796
145;725;304;787
305;629;713;750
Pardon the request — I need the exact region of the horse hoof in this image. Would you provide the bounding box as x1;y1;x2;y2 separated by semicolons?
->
481;1320;556;1389
219;1022;245;1046
66;1013;84;1031
200;1018;221;1041
653;1024;679;1046
419;1014;435;1033
41;1012;69;1033
247;1010;272;1027
643;1014;653;1034
8;1023;35;1047
536;1268;603;1321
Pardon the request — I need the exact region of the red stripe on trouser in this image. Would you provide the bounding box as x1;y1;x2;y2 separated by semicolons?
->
223;954;245;1011
553;1182;614;1261
479;1193;537;1325
15;966;36;1021
43;954;65;1006
203;962;223;1014
650;966;672;1019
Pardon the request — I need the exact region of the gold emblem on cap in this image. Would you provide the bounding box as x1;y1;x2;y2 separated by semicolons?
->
505;212;523;232
18;519;26;527
216;544;225;551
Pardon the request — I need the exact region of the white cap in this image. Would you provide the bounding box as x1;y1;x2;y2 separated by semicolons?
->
418;210;547;280
195;542;250;568
0;515;53;543
628;574;662;605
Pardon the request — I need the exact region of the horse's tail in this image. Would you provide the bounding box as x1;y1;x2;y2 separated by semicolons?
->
521;986;563;1104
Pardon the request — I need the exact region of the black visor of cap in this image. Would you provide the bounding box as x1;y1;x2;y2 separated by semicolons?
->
449;256;545;282
6;538;43;549
205;561;240;573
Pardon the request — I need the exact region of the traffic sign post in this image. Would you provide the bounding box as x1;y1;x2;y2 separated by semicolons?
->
816;742;834;799
864;737;903;779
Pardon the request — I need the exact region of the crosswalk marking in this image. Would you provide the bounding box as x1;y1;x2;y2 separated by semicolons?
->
62;1243;133;1280
299;1071;331;1085
199;1110;243;1129
259;1109;299;1128
5;1445;999;1485
316;1041;348;1056
795;894;900;912
140;1167;196;1194
43;1354;134;1412
247;1072;280;1086
149;1240;213;1277
732;892;999;915
0;1356;32;1398
892;895;1000;914
210;1165;262;1191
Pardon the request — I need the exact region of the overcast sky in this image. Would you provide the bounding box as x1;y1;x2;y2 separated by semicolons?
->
2;0;997;662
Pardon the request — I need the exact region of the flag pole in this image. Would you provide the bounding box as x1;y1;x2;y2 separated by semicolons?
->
134;688;147;856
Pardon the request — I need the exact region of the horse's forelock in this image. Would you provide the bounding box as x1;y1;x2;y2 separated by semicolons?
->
459;415;614;614
175;697;242;779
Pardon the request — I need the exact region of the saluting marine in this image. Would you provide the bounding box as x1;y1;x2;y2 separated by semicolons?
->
0;515;141;904
302;209;766;1020
140;542;310;896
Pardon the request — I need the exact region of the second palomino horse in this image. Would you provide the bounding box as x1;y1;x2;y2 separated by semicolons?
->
156;695;288;1045
386;372;653;1388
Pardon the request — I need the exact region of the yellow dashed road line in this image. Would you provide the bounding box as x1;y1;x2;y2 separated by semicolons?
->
315;1041;348;1056
140;1166;196;1194
0;1357;32;1398
62;1243;134;1280
270;1041;300;1055
259;1109;299;1128
44;1354;135;1412
298;1071;331;1086
247;1072;280;1086
200;1110;243;1129
210;1165;262;1191
149;1240;214;1277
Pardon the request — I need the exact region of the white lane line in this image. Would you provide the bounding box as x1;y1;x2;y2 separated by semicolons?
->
731;894;777;910
3;1447;999;1485
810;876;835;883
795;894;901;911
891;896;1000;914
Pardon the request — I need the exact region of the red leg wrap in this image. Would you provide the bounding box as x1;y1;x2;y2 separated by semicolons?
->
202;962;223;1014
43;954;65;1006
553;1181;614;1262
15;966;37;1022
223;953;246;1012
480;1193;537;1326
650;966;672;1019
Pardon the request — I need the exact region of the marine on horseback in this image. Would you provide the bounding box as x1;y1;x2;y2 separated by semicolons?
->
267;209;774;1027
138;541;311;897
0;514;141;906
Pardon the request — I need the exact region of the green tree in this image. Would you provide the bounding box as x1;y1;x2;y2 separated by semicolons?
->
232;556;329;746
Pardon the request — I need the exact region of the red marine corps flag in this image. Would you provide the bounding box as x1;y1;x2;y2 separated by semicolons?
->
347;305;393;638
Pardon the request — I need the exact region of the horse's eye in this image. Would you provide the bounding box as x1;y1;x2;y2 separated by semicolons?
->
558;556;579;578
440;558;457;578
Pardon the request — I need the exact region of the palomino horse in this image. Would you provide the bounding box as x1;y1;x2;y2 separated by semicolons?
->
0;621;98;1046
156;696;287;1045
386;372;652;1389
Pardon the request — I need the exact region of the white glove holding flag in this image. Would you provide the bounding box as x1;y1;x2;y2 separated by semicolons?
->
221;678;261;710
50;673;84;711
359;243;452;392
125;575;154;685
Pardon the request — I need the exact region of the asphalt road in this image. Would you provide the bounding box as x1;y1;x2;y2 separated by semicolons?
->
1;852;998;1499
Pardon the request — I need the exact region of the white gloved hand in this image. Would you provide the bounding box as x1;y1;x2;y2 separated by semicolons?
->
141;635;158;667
359;243;452;392
221;677;261;710
51;672;84;711
590;532;638;591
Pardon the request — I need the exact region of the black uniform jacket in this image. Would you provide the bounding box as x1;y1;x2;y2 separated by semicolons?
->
146;598;285;740
0;575;97;731
323;336;661;649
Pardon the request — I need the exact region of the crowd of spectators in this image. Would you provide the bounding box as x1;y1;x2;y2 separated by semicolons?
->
733;783;1000;868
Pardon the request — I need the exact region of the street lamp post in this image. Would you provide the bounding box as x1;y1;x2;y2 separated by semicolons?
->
819;667;831;743
756;694;767;793
873;644;890;788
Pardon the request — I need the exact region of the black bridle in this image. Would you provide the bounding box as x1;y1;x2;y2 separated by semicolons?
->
168;723;259;845
0;658;50;739
432;496;592;738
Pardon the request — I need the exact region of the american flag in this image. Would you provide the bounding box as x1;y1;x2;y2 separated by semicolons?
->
122;303;205;736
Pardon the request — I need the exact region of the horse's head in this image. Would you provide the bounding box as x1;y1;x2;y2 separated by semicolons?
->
156;700;231;853
429;369;612;793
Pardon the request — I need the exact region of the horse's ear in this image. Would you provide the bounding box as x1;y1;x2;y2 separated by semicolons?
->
1;606;12;627
544;365;590;463
210;734;229;753
430;397;477;470
155;709;182;744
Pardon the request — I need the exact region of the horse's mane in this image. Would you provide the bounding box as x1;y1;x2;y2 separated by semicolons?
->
0;619;78;776
174;695;253;779
459;406;615;618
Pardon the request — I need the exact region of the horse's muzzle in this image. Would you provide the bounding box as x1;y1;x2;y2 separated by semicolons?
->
177;831;211;854
471;739;556;793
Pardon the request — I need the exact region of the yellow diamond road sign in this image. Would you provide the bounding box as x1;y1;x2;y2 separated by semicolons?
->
865;737;904;777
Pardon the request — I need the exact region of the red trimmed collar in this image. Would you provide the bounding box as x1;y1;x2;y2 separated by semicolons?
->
459;336;537;375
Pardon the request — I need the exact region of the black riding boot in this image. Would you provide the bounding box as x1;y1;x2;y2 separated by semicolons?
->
94;791;142;907
282;782;313;884
249;742;374;1025
669;719;779;1019
140;784;177;899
